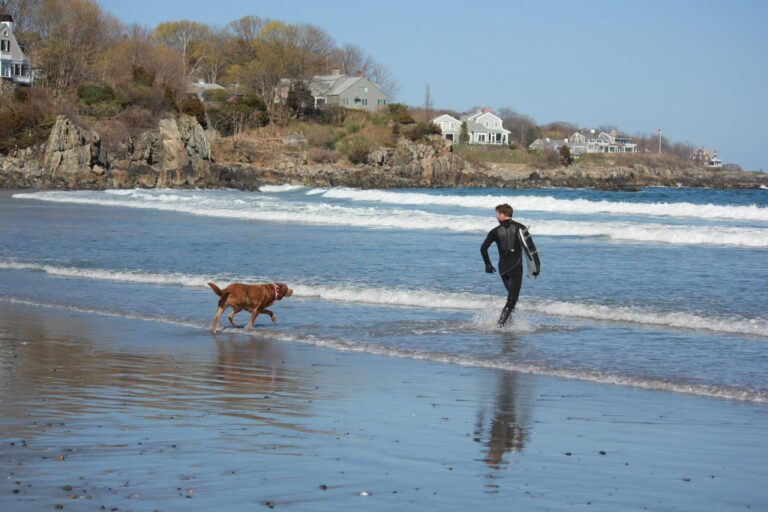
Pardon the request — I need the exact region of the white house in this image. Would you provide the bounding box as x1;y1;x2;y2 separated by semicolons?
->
529;138;567;151
432;108;510;145
530;130;637;155
432;114;462;142
463;109;510;145
691;147;722;167
568;130;637;154
0;14;32;86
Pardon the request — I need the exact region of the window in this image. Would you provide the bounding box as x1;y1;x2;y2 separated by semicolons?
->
362;98;368;106
377;99;387;105
0;39;9;52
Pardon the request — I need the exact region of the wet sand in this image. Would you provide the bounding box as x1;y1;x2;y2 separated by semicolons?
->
1;301;766;511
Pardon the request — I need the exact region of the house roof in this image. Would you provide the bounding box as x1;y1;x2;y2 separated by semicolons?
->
1;17;29;64
308;73;384;98
530;138;566;150
466;119;510;135
432;114;461;124
328;76;363;95
308;73;346;97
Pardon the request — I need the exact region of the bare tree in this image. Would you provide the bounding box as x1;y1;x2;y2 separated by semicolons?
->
27;0;123;90
329;42;398;98
498;108;538;146
0;0;41;33
154;20;211;80
423;84;433;121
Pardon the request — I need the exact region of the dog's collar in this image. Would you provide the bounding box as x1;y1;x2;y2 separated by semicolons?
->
272;283;282;300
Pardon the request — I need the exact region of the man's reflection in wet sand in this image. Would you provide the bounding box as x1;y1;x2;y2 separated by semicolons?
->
473;369;531;469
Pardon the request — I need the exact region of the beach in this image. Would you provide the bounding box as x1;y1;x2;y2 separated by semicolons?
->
1;301;766;511
1;185;767;511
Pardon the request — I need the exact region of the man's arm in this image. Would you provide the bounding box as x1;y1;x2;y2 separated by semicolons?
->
480;230;495;271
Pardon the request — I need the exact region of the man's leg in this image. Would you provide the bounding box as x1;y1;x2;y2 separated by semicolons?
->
498;267;523;327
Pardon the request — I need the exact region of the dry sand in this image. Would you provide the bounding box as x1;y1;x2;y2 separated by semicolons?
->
1;301;765;511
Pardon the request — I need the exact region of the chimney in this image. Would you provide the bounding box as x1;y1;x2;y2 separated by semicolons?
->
482;107;491;113
331;68;341;76
356;70;363;77
0;14;13;31
610;129;617;137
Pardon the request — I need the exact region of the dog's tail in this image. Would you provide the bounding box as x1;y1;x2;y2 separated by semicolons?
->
208;282;224;297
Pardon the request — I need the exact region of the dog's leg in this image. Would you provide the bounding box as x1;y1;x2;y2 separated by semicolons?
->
247;310;259;330
227;307;241;327
261;308;277;324
211;306;226;333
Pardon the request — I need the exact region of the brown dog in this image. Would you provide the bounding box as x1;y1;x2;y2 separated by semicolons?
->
208;282;293;333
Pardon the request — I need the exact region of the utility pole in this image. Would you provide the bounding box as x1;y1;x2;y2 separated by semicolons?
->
657;128;662;154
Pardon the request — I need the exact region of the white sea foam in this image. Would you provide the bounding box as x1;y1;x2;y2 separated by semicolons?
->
13;191;768;247
259;184;306;193
0;261;213;287
2;295;764;403
318;187;768;222
3;260;766;337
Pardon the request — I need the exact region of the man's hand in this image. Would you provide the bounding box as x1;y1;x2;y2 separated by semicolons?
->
485;264;496;274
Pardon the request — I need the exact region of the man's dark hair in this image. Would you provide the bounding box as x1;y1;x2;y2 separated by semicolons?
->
495;203;513;217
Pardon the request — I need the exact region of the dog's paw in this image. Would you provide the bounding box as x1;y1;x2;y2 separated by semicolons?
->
271;316;278;324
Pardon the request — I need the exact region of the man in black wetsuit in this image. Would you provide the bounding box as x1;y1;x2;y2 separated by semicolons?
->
481;203;541;327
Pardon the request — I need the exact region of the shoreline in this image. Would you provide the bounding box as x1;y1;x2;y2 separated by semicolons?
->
2;164;766;193
1;115;765;192
1;300;766;511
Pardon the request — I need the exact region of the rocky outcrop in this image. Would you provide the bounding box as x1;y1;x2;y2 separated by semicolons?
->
1;118;765;191
41;116;107;187
0;114;215;189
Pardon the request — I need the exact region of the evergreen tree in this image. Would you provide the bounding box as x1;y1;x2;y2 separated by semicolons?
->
460;121;469;144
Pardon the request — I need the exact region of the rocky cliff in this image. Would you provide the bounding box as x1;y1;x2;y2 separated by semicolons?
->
1;116;765;191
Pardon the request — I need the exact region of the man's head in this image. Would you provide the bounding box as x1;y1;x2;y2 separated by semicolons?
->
495;203;513;222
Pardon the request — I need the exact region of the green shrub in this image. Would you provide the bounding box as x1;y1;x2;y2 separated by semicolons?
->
337;134;373;164
78;84;116;106
387;103;415;125
371;113;388;126
202;88;231;102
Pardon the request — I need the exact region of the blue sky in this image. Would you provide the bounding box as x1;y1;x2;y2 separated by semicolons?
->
97;0;767;171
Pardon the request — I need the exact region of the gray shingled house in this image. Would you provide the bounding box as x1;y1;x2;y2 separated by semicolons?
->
0;15;32;86
308;70;388;111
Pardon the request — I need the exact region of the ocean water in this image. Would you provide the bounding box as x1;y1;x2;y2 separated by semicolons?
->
1;185;767;403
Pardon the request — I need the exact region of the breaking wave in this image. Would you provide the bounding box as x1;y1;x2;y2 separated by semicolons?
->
3;260;766;337
317;187;768;222
12;191;768;247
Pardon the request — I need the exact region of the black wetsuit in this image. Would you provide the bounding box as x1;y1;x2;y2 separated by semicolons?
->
481;219;540;326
